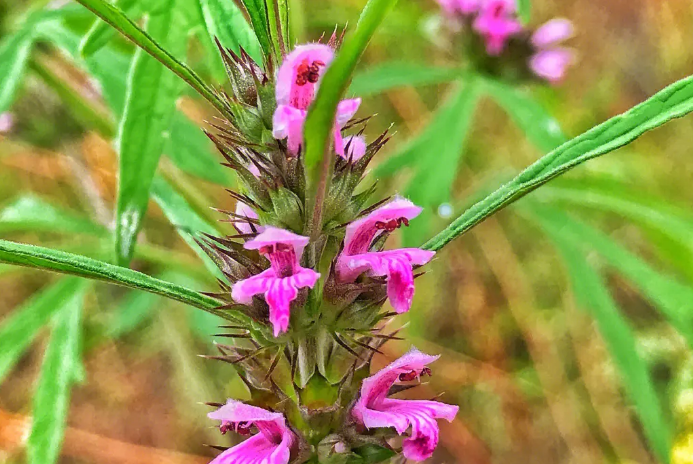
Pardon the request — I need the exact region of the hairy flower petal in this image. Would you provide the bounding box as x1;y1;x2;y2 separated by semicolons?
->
531;18;574;48
352;349;458;462
208;400;293;464
232;228;319;336
473;0;522;55
529;48;575;84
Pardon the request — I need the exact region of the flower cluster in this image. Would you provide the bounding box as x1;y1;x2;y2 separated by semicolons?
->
435;0;575;83
200;37;458;463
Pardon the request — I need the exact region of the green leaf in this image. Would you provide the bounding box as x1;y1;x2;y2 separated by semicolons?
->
200;0;262;63
115;0;187;266
79;0;138;57
533;211;672;463
73;0;229;116
165;112;231;184
0;30;33;113
526;204;693;349
483;77;567;152
540;179;693;252
0;239;226;316
378;81;481;245
517;0;531;24
150;176;223;279
109;290;157;337
0;279;85;383
424;73;693;251
27;281;88;464
303;0;399;171
349;63;462;97
35;15;132;118
239;0;274;63
0;195;108;236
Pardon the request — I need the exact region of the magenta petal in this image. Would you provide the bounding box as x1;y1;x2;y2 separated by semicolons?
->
358;348;440;405
529;48;574;83
265;278;298;336
210;433;290;464
208;401;293;464
276;43;334;109
343;197;422;255
231;269;275;305
244;227;310;257
335;98;361;127
235;202;263;235
340;249;434;313
208;399;286;426
531;18;574;48
273;104;307;155
352;349;458;461
343;135;367;161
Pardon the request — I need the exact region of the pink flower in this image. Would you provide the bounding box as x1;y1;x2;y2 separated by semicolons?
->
234;201;264;235
343;135;367;162
352;348;459;461
529;18;575;84
208;400;295;464
473;0;522;55
272;43;361;156
531;18;574;48
0;113;13;133
335;197;435;313
436;0;479;15
231;227;320;336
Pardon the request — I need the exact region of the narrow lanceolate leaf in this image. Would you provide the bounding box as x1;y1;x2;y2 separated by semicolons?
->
0;30;33;113
79;0;138;57
0;279;85;383
377;80;481;245
72;0;228;116
303;0;399;170
109;290;157;338
151;177;223;279
27;282;88;464
165;112;231;185
526;204;693;348
517;0;531;25
0;240;226;315
303;0;398;237
115;0;187;266
540;179;693;251
483;77;567;152
423;73;693;251
349;63;462;97
199;0;262;62
239;0;273;63
538;218;672;463
0;195;107;236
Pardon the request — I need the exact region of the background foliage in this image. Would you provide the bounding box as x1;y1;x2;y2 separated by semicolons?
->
1;0;693;463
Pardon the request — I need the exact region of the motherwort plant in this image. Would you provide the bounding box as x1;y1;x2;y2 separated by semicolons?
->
3;0;693;463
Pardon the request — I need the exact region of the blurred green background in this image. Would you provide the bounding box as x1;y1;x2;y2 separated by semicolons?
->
1;0;693;463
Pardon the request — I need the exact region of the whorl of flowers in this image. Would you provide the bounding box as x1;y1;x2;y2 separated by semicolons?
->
200;34;456;463
434;0;576;83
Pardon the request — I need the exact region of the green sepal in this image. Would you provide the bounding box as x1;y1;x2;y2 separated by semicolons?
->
269;187;304;232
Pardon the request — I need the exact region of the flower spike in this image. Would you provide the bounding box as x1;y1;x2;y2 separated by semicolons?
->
352;348;459;461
